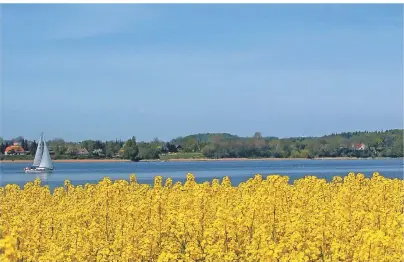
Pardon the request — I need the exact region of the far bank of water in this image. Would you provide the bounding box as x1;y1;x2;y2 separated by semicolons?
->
0;159;402;190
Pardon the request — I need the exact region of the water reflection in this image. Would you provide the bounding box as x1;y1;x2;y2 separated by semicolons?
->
30;172;51;186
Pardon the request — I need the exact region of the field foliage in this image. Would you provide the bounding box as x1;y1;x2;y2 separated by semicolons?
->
0;172;403;261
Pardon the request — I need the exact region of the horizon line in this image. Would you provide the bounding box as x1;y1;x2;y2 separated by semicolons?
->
1;128;402;143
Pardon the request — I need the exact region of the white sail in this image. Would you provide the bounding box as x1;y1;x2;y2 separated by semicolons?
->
32;133;44;167
38;136;53;169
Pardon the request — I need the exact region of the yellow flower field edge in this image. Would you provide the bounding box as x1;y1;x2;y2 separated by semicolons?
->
0;172;403;262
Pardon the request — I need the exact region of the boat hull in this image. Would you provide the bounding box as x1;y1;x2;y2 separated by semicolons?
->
24;168;54;174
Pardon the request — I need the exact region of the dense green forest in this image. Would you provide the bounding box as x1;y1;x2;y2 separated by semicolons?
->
0;129;403;161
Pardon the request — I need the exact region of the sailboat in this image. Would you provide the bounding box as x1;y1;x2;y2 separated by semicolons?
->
24;132;54;173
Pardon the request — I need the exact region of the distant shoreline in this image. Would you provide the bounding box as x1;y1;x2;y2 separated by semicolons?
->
143;157;401;162
0;159;131;163
0;157;400;164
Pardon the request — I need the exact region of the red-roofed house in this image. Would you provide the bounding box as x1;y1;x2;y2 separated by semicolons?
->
352;143;366;151
5;143;25;155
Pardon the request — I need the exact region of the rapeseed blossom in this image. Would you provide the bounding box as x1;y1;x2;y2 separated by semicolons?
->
0;172;403;261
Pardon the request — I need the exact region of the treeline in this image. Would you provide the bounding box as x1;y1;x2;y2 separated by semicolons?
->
186;130;403;159
0;137;125;159
0;136;180;161
0;129;402;161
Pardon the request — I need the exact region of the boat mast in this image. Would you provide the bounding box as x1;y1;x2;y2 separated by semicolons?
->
32;132;44;167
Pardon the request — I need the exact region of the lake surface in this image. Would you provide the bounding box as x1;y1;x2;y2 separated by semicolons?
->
0;159;402;190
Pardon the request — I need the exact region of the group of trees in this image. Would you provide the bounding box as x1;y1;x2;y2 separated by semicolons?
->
0;136;180;161
0;129;402;161
175;130;403;159
0;137;126;160
122;137;180;161
50;139;125;159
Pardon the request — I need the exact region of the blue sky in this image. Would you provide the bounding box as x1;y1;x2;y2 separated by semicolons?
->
1;4;403;142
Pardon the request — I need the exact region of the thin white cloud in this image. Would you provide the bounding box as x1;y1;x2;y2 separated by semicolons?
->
2;5;158;41
50;5;157;40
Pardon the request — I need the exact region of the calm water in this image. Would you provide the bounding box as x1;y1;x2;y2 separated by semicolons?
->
0;159;402;190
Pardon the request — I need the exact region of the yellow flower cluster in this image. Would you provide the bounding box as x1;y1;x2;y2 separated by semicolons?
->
0;172;403;261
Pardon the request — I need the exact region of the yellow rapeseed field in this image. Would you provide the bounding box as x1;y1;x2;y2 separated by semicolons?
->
0;172;403;261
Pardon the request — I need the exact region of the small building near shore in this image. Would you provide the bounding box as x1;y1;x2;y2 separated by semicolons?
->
5;143;25;155
352;143;366;151
92;148;104;156
77;148;89;156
